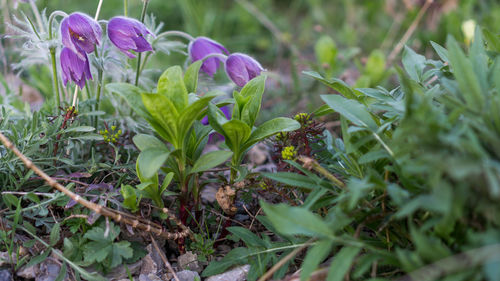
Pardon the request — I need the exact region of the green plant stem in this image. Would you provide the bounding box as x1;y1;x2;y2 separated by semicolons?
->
94;69;103;128
48;11;68;40
123;0;128;16
134;0;149;86
155;30;195;41
298;156;345;188
49;48;61;112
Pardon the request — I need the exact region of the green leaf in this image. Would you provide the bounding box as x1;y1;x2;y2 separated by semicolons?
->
260;201;333;237
228;227;267;248
207;103;230;135
64;126;95;133
132;134;165;151
50;223;61;246
120;185;139;212
301;239;334;281
184;61;203;93
244;117;300;150
262;172;318;190
190;150;232;174
110;241;133;268
430;41;449;62
25;250;50;268
239;75;266;127
141;93;178;144
446;35;483;111
157;66;188;110
160;172;175;195
54;262;67;281
321;94;378;131
315;35;337;67
177;92;219;144
303;71;357;99
402;46;426;81
202;247;252;277
483;27;500;52
222;120;252;153
326;246;360;281
2;193;19;209
137;147;171;181
106;83;151;120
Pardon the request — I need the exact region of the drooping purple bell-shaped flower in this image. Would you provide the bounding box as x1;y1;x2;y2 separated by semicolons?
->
225;53;264;87
60;12;102;58
188;37;229;76
107;17;153;58
60;47;92;89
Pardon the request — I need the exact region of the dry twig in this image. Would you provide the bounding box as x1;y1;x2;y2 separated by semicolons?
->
0;131;190;240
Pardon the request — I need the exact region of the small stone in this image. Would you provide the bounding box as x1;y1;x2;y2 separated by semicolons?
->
16;264;39;279
206;264;250;281
140;254;157;275
178;251;202;272
248;143;269;165
105;260;142;280
36;262;61;281
0;269;13;281
138;273;162;281
173;270;200;281
0;252;14;267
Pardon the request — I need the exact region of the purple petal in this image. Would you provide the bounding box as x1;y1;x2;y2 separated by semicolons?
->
225;53;264;87
225;54;250;87
132;36;153;52
60;47;92;89
107;16;152;57
188;37;228;76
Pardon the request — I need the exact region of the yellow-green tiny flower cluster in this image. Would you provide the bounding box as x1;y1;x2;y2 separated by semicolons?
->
294;112;311;125
259;181;268;190
281;145;297;160
99;126;122;143
275;131;288;142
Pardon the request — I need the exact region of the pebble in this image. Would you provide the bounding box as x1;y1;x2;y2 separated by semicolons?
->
174;270;200;281
0;269;13;281
206;264;250;281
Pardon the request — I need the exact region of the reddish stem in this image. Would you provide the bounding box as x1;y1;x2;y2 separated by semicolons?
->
53;107;75;164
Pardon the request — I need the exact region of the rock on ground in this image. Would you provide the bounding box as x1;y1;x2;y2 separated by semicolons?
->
0;269;13;281
206;264;250;281
174;270;200;281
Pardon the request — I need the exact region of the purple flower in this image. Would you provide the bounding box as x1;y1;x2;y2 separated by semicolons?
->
61;12;102;58
60;47;92;89
188;37;229;76
225;53;264;87
107;17;153;58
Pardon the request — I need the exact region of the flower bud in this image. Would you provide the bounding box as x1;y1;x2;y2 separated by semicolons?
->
60;47;92;89
60;12;102;58
188;37;229;76
108;16;153;58
225;53;264;87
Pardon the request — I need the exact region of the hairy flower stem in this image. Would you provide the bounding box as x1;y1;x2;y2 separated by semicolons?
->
94;0;104;20
123;0;128;16
155;30;195;41
134;0;149;86
49;48;61;113
94;69;103;128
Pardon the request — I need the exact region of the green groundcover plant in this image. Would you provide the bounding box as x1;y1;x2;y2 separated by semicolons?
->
205;28;500;281
1;0;500;280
